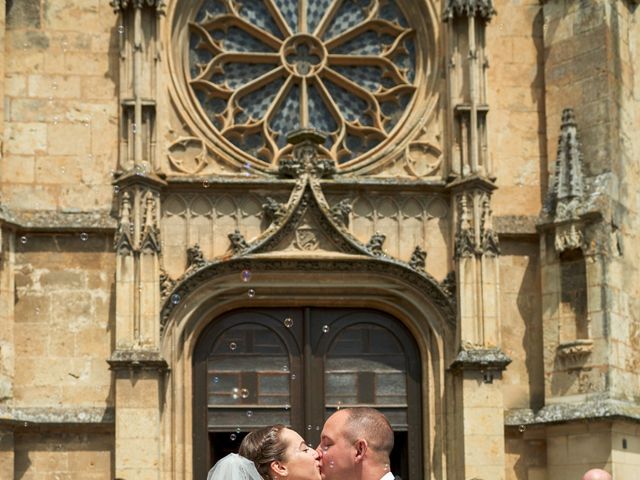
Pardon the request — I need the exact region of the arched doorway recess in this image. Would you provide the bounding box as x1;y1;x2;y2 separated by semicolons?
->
193;307;422;478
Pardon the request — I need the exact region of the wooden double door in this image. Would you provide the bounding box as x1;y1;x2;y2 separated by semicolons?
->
194;308;422;479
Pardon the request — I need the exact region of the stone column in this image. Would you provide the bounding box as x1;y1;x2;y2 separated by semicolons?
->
109;1;167;478
445;1;510;477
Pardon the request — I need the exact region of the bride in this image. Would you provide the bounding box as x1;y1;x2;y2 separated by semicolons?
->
207;424;322;480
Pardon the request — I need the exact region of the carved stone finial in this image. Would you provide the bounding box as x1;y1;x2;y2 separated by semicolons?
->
140;190;161;253
441;271;456;300
409;246;427;271
454;195;476;259
330;199;352;227
545;108;585;222
186;243;206;270
279;129;336;178
366;232;386;256
228;229;250;254
263;197;287;225
159;268;176;301
114;191;134;254
443;0;496;22
481;196;500;256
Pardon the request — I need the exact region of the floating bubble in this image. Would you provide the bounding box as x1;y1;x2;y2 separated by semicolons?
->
307;424;312;430
284;404;290;410
283;317;294;328
240;388;249;399
230;433;237;441
315;425;320;431
247;288;256;298
246;410;253;417
171;294;181;305
290;373;296;380
241;269;251;282
518;425;526;433
118;25;125;34
236;427;241;434
35;307;40;315
203;180;210;188
384;463;389;471
329;461;335;468
322;324;330;333
132;123;137;134
282;365;289;372
19;236;28;244
229;341;237;351
80;232;88;241
114;186;120;194
211;377;220;384
232;388;239;400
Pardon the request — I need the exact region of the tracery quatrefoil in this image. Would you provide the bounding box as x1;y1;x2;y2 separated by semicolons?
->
189;0;417;166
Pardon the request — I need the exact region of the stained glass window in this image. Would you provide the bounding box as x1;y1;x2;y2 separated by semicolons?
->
189;0;417;165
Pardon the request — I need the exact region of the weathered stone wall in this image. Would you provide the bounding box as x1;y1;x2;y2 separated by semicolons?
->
2;0;117;211
500;240;544;410
14;431;113;480
488;0;545;217
13;234;114;409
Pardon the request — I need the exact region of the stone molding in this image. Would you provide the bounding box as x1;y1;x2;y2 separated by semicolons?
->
505;398;640;426
557;339;594;365
0;206;116;231
107;349;169;372
0;407;114;426
449;347;512;371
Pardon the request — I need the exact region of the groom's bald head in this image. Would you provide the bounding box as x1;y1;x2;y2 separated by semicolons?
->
582;469;612;480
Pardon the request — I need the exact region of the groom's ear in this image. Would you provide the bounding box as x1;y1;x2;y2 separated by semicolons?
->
270;460;287;477
353;439;368;463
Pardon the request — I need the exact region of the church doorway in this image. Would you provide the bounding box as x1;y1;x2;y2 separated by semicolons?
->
193;307;423;479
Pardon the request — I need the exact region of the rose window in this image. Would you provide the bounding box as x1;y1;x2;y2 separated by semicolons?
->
188;0;417;166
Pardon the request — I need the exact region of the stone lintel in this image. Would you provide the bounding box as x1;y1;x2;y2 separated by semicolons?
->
505;398;640;426
446;174;497;193
0;407;114;427
450;348;512;371
108;349;169;372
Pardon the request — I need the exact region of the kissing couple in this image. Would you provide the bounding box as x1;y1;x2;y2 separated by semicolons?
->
207;407;401;480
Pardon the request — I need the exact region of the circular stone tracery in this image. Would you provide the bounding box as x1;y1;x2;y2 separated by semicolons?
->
188;0;417;166
282;35;326;77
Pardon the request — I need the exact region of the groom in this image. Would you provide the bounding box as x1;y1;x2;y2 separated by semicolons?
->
317;407;401;480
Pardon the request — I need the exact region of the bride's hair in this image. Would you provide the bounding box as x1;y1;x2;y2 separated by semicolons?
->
239;424;288;480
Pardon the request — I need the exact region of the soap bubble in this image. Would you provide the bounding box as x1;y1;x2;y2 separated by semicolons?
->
229;342;237;351
322;325;330;333
240;388;249;399
246;410;253;417
230;433;237;441
241;269;251;282
80;232;88;241
118;25;124;34
170;294;181;305
211;377;220;385
247;289;256;298
19;236;28;244
283;317;294;328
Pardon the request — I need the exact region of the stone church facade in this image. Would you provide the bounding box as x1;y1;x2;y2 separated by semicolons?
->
0;0;639;478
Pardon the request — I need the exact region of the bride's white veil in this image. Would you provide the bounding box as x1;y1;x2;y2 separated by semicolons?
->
206;453;264;480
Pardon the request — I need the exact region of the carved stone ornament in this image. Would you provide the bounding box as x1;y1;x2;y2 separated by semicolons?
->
443;0;496;21
262;197;287;225
409;246;427;271
186;244;206;270
140;191;161;254
557;339;594;365
366;232;386;256
481;196;500;256
228;229;250;255
440;271;456;302
294;224;320;251
454;195;476;259
545;108;586;223
110;0;165;13
114;191;134;255
330;199;352;227
278;130;336;179
554;223;584;253
159;268;177;301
